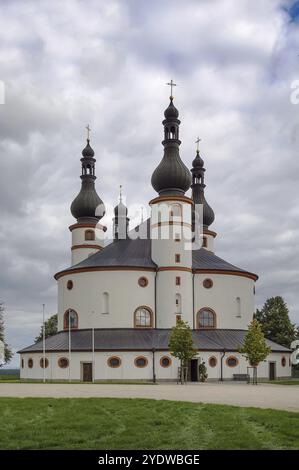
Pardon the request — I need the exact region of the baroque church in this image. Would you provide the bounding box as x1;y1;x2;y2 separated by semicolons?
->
19;91;291;382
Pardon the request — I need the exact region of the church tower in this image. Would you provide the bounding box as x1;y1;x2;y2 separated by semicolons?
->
113;186;129;240
191;145;216;252
150;84;194;328
69;133;106;265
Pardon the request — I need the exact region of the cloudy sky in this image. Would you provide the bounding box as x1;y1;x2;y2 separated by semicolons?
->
1;0;299;367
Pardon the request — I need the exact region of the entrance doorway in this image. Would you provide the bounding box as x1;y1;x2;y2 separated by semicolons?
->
269;362;276;381
82;362;93;382
189;359;199;382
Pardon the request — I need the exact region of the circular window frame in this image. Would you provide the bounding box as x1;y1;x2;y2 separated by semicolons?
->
28;358;33;369
107;356;121;368
134;356;148;368
67;280;73;290
58;357;69;369
160;356;172;368
138;277;148;288
226;356;239;368
203;278;213;289
281;356;286;367
208;356;217;368
40;358;49;369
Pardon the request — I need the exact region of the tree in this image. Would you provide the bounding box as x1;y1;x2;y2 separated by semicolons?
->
239;319;271;366
35;314;58;343
0;302;13;366
169;320;197;383
255;296;297;348
198;362;208;382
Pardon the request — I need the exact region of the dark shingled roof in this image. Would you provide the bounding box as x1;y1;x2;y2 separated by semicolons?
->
18;328;290;354
55;219;257;279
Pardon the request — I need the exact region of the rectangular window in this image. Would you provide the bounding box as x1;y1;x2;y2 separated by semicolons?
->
202;236;207;248
175;235;181;242
176;277;181;286
176;314;181;324
175;254;180;263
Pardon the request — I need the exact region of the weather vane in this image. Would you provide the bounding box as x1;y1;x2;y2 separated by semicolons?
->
166;79;177;98
86;124;91;141
195;137;201;153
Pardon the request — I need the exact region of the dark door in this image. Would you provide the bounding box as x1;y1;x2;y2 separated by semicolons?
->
190;359;198;382
269;362;276;381
82;362;93;382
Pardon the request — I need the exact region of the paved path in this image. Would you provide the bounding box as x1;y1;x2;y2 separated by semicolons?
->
0;382;298;412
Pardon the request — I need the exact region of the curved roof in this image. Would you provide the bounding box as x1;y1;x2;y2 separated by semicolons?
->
18;328;289;354
55;219;257;280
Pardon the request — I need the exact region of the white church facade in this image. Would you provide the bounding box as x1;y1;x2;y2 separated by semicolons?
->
19;94;291;382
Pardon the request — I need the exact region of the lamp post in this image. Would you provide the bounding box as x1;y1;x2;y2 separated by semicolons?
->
42;304;46;383
90;311;96;383
68;309;71;383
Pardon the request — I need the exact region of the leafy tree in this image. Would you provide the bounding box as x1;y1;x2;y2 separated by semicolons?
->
0;302;13;366
198;362;208;382
239;319;271;367
169;320;197;383
255;296;297;348
35;314;58;343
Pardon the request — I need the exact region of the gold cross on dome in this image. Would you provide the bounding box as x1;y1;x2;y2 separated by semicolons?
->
166;79;177;98
86;124;91;141
195;137;201;153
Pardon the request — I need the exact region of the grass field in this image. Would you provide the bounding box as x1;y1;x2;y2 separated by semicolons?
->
0;398;298;450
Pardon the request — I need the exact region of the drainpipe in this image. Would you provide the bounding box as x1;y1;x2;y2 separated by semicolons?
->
152;348;156;383
192;273;195;329
154;269;158;328
220;349;226;382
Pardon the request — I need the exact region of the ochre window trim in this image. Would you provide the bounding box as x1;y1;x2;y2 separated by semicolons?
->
85;229;95;241
226;356;239;367
134;356;148;368
134;306;154;328
208;356;217;368
160;356;172;368
63;309;79;330
197;308;217;329
107;356;121;368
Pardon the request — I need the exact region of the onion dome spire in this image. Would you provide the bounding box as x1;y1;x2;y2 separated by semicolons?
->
70;127;105;223
113;185;129;240
151;83;191;196
191;139;215;228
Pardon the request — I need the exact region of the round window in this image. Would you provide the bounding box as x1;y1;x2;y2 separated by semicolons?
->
107;356;121;368
226;356;238;367
209;356;217;367
40;358;49;369
138;277;148;288
160;356;171;368
58;357;69;369
28;358;33;368
134;356;148;368
281;356;286;367
203;278;213;289
67;280;73;290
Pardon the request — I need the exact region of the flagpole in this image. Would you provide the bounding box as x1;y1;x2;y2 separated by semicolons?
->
42;303;46;383
92;325;95;383
68;309;71;383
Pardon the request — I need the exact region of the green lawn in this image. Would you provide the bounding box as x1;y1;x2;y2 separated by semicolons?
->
0;398;298;450
268;380;299;385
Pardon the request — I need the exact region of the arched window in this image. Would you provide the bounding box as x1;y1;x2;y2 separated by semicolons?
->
175;293;181;313
64;309;78;329
236;297;241;317
170;203;182;220
85;229;95;241
102;292;109;314
197;308;216;329
134;306;153;328
170;126;176;139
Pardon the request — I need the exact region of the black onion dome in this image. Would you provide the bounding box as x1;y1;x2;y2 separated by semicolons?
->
71;185;105;222
164;98;179;119
151;152;191;195
192;150;204;169
70;139;105;222
82;140;95;157
151;97;191;196
199;192;215;228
